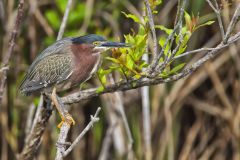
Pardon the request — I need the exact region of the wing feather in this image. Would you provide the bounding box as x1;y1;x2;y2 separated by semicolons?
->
19;53;73;95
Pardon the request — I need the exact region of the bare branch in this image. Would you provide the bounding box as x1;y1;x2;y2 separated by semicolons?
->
0;0;25;103
141;85;152;160
224;4;240;43
98;124;116;160
0;66;9;73
79;0;94;33
18;98;52;160
144;0;158;59
106;76;134;157
57;0;73;40
113;91;133;154
142;23;152;160
174;43;234;59
147;0;187;76
25;103;37;136
55;122;71;160
54;97;72;160
206;0;225;39
62;107;101;157
101;91;127;155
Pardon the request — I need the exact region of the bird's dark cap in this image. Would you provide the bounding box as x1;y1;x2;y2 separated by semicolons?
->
71;34;106;44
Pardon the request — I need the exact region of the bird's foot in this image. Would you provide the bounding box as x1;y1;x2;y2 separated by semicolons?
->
51;87;76;128
57;112;76;128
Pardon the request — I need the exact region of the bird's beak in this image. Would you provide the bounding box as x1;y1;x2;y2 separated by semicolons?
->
100;41;131;48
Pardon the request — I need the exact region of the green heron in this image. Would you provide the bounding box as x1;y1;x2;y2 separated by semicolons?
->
19;34;129;126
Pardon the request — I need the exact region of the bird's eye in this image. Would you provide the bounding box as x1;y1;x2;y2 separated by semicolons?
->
93;41;100;46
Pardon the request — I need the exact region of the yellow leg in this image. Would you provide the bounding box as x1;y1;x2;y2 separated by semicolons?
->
51;87;75;128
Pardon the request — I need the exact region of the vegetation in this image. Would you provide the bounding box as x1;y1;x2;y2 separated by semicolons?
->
0;0;240;160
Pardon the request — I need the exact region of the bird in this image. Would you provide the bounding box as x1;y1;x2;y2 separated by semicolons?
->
19;34;129;127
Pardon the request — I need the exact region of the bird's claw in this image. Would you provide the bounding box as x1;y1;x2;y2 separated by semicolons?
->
58;113;76;128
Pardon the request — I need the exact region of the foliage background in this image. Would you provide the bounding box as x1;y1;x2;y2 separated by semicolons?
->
0;0;240;159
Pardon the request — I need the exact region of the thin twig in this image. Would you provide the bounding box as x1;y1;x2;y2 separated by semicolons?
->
56;0;72;40
0;0;25;103
0;66;9;73
142;27;152;160
31;0;54;36
25;103;36;136
224;4;240;43
114;91;134;154
101;92;126;155
206;0;225;39
18;97;53;160
34;8;54;36
141;84;152;160
213;0;225;38
29;96;44;137
145;0;158;60
158;0;186;69
179;120;201;160
98;124;116;160
79;0;94;33
174;44;233;59
62;107;101;157
157;0;186;73
55;122;71;160
147;0;187;76
108;75;134;156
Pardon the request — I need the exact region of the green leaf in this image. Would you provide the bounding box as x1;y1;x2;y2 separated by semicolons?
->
56;0;68;13
109;65;121;70
98;68;112;75
138;25;146;35
126;54;135;70
136;34;147;45
159;36;165;48
97;68;114;86
175;45;187;56
122;12;142;24
45;10;60;30
106;57;121;64
124;34;135;44
133;74;141;79
68;4;85;25
155;25;173;35
184;11;191;27
195;20;215;30
101;75;107;84
159;36;170;56
139;60;148;68
175;33;191;56
169;63;186;74
149;0;162;9
131;81;137;88
96;86;104;93
159;72;168;78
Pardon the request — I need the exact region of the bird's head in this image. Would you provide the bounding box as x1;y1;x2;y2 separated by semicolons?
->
71;34;130;53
